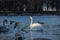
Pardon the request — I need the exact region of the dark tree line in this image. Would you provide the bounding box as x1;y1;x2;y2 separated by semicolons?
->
0;0;59;12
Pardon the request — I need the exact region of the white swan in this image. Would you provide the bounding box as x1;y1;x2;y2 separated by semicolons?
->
30;16;41;29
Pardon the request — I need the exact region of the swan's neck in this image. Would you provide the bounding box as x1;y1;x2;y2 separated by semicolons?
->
30;18;33;25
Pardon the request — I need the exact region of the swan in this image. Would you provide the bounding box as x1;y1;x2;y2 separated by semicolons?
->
30;16;41;29
21;17;43;33
21;16;42;32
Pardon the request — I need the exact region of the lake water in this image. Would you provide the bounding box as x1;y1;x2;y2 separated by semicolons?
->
0;16;60;40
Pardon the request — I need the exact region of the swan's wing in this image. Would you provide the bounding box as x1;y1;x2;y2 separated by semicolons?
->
33;23;41;26
30;23;41;29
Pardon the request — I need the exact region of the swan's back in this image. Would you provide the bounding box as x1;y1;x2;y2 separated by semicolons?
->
30;23;41;29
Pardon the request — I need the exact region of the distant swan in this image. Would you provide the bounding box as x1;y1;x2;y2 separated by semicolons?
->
30;16;41;29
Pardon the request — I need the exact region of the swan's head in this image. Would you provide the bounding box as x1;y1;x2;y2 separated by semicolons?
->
30;16;33;20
